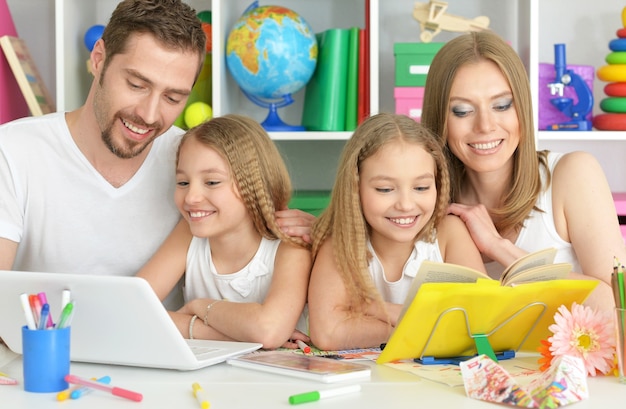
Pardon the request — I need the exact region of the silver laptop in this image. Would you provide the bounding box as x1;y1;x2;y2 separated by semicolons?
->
0;270;262;370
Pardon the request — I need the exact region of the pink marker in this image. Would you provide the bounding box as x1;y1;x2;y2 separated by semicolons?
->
37;292;54;328
65;374;143;402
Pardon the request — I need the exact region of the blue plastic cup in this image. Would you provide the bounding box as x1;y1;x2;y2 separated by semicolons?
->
21;325;71;392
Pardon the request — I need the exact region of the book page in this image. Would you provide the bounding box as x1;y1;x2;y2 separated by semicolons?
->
504;263;571;286
500;248;557;284
415;261;489;283
400;261;490;319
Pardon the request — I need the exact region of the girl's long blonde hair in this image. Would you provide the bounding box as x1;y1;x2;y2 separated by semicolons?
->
311;113;449;312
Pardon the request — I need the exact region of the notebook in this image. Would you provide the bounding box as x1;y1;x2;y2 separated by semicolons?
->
227;351;371;383
0;270;262;370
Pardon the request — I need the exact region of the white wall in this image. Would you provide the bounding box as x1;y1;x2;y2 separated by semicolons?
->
6;0;56;103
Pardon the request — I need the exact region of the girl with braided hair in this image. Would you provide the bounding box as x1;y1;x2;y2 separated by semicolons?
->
138;114;311;349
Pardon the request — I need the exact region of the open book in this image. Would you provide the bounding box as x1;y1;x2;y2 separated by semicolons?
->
402;247;569;308
376;248;595;364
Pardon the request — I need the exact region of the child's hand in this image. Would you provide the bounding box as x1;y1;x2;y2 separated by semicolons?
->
281;330;311;349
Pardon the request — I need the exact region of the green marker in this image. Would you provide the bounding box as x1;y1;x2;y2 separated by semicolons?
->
289;384;361;405
617;268;625;308
57;301;74;329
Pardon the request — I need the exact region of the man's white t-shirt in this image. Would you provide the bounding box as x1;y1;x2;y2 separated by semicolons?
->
0;112;182;297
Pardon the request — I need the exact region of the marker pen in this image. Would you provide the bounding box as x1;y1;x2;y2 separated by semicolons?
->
0;371;17;385
28;294;42;328
61;289;71;309
192;382;210;409
65;374;143;402
38;304;50;330
288;384;361;405
37;292;54;328
57;301;74;329
71;376;112;399
19;293;36;330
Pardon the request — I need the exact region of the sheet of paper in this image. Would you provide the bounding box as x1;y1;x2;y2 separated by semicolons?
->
383;356;539;387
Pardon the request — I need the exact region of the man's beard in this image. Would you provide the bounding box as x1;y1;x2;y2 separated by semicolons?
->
101;124;152;159
93;72;160;159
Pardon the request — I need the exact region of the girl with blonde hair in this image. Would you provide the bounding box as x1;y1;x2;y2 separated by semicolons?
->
138;114;311;349
307;113;484;350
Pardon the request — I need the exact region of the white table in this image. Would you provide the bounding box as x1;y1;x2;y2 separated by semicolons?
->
1;344;625;408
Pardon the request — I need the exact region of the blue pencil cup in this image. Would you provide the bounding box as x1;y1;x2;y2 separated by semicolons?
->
21;325;71;392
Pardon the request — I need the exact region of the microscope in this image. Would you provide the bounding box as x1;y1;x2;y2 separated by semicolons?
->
546;43;593;131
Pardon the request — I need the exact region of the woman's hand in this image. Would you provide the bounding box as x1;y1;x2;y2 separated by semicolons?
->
447;203;501;252
447;203;525;266
275;209;316;243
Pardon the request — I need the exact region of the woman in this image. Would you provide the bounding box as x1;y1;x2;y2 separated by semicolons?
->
421;30;626;311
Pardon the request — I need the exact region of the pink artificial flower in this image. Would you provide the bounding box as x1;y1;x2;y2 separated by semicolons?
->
547;302;615;376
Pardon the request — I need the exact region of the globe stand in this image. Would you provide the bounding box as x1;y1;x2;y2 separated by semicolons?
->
242;90;305;132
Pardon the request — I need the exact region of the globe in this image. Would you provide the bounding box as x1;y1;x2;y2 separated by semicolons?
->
226;4;318;131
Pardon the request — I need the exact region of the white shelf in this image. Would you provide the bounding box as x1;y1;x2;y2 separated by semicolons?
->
538;131;626;141
211;0;378;128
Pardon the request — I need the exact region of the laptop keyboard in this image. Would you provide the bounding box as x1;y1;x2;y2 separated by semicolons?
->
191;345;219;355
188;343;221;359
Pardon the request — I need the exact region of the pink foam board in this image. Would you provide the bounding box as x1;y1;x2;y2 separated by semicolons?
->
0;0;30;124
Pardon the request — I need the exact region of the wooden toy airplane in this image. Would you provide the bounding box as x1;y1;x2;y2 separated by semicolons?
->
413;1;490;43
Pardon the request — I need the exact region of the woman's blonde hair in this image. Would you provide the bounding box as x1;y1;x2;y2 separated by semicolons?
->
178;114;308;249
421;30;548;234
311;113;450;311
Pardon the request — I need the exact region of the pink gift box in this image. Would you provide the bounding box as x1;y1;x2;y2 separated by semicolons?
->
0;0;30;124
538;63;594;130
394;87;424;122
614;192;626;240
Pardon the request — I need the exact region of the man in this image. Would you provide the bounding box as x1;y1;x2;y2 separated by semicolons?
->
0;0;205;306
0;0;315;307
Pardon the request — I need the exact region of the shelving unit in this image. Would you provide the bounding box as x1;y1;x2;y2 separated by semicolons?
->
53;0;212;113
211;0;378;142
535;0;626;192
51;0;626;191
211;0;377;189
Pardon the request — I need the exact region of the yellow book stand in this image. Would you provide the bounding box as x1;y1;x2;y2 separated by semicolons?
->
377;279;598;364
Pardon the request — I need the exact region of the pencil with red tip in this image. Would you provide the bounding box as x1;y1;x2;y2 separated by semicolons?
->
65;374;143;402
296;339;311;354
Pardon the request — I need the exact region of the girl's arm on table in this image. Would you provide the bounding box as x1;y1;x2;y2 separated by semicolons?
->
308;239;394;351
180;242;311;349
169;311;235;341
